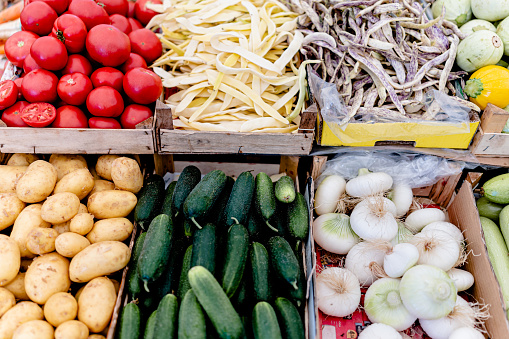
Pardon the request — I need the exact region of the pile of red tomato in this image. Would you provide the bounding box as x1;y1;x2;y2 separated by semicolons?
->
0;0;164;129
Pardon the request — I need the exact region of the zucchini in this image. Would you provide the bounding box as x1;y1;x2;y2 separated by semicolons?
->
287;192;309;241
177;245;193;300
224;171;255;227
178;289;207;339
500;206;509;254
483;173;509;204
134;174;166;230
184;170;228;229
188;266;244;339
127;231;147;301
477;196;504;221
480;216;509;317
191;223;216;275
117;302;141;339
137;214;174;292
250;242;272;302
160;180;177;217
154;236;187;300
274;297;305;339
153;294;179;339
252;302;282;339
255;172;277;232
172;165;201;216
144;310;158;339
222;223;249;298
267;237;300;290
275;176;296;204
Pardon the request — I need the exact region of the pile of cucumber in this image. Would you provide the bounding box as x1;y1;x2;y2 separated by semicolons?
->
117;166;309;339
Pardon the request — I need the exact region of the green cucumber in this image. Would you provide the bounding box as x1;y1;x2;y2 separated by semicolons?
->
268;237;300;290
250;242;272;302
232;274;251;312
137;214;174;292
224;172;255;227
287;261;306;308
178;289;207;339
177;245;193;300
117;302;141;339
154;236;187;299
188;266;244;339
160;181;177;217
144;310;158;339
275;176;296;203
274;297;304;339
241;315;254;339
222;223;249;298
127;231;147;301
247;205;263;242
210;176;235;227
252;302;282;339
172;165;201;216
271;203;289;239
183;218;194;237
287;192;309;241
154;294;178;339
255;172;277;232
191;223;216;275
139;290;159;316
184;170;228;229
483;173;509;204
134;174;166;230
477;196;504;221
480;217;509;317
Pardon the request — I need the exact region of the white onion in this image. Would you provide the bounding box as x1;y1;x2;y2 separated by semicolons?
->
350;197;398;241
389;183;414;217
421;221;464;244
384;243;419;278
411;231;460;271
449;327;485;339
345;241;392;286
447;268;475;292
391;222;414;246
364;278;417;331
314;175;346;216
420;297;475;339
313;213;359;254
345;169;393;198
405;208;446;233
316;267;361;317
400;265;457;320
358;323;402;339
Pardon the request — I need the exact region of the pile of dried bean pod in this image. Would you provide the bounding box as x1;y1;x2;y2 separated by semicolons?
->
297;0;476;122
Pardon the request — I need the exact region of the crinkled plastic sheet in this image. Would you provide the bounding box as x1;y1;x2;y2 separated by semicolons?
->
316;149;466;188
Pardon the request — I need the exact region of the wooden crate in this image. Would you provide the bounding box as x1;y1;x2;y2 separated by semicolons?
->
155;101;316;155
471;103;509;157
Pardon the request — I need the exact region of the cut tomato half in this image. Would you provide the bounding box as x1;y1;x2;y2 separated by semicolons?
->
20;102;57;127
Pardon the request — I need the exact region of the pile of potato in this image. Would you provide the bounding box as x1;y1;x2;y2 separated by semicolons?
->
0;153;144;339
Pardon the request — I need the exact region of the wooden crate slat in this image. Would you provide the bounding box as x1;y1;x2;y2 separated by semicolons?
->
471;132;509;156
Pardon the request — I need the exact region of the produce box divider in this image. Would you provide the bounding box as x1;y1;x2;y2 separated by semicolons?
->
471;104;509;157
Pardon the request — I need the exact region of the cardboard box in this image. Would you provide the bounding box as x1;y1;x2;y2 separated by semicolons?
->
471;103;509;157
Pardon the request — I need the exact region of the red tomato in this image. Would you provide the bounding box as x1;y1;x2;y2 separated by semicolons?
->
134;0;161;26
90;67;124;92
1;101;29;127
52;105;88;127
89;117;121;128
120;104;152;129
14;78;24;100
51;14;88;54
20;2;58;36
0;81;18;109
5;31;39;68
57;73;93;106
119;53;146;73
86;86;124;117
99;0;128;16
21;69;59;103
110;14;131;35
127;1;134;17
61;54;93;76
128;17;142;31
22;54;41;74
128;28;161;64
68;0;110;31
86;24;130;67
26;0;69;15
21;102;57;127
30;36;68;71
123;67;162;104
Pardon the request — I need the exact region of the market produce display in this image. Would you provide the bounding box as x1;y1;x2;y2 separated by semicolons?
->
313;169;487;338
0;153;140;337
0;0;163;129
118;167;308;338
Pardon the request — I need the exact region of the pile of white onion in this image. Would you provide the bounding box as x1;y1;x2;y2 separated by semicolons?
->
313;169;487;338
